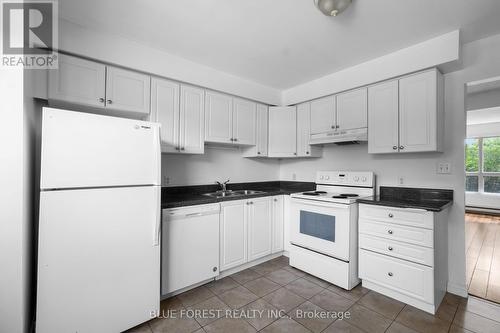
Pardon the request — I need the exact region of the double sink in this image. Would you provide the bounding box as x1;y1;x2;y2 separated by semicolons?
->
202;189;265;198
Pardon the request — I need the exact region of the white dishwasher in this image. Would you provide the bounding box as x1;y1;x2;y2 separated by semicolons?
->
161;203;220;295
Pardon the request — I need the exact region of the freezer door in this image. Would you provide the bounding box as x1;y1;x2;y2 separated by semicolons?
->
40;107;161;189
36;186;161;333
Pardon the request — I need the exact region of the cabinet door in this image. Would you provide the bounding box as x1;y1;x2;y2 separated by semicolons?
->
105;66;151;116
205;91;233;144
48;54;106;108
256;104;269;156
336;88;367;130
310;96;336;134
220;201;247;271
248;197;273;261
399;70;438;153
368;80;399;154
272;196;284;253
179;85;205;154
268;107;297;157
233;98;257;145
151;78;180;153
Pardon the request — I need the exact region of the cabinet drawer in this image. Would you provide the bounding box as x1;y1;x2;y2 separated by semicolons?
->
359;219;433;248
359;234;433;266
359;204;433;230
359;249;434;303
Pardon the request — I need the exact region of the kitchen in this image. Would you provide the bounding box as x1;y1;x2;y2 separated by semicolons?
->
3;1;500;333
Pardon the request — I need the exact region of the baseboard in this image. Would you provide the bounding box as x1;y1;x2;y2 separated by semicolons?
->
447;281;468;297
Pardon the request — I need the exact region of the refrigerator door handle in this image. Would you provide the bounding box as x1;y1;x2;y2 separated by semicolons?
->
153;187;161;246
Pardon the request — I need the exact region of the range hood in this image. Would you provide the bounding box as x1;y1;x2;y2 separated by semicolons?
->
309;127;367;145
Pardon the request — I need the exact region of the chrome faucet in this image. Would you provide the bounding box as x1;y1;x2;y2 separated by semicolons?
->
216;179;230;192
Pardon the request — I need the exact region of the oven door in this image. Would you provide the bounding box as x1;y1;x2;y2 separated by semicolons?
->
290;198;352;261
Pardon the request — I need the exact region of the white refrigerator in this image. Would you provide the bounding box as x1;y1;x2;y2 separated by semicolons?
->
36;108;161;333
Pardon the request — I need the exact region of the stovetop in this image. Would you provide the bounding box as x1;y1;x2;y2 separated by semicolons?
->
291;190;369;204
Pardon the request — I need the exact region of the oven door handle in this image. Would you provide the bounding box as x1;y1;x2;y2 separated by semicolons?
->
291;198;351;209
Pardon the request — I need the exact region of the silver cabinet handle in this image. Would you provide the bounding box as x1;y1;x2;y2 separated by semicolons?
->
213;267;218;272
107;99;112;104
294;152;297;155
180;147;185;151
331;125;335;129
388;213;394;218
392;146;398;150
185;212;203;217
274;198;278;202
388;272;393;277
234;138;238;142
230;138;234;142
257;152;261;155
99;97;105;103
336;125;340;129
399;145;404;150
388;246;393;251
388;230;393;235
306;151;310;155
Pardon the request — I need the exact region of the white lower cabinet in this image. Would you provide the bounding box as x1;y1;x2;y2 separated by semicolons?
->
248;197;273;261
220;195;285;272
358;204;449;314
220;201;248;271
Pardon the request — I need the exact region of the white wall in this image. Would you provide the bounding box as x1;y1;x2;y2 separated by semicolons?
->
58;19;281;106
0;69;31;333
282;30;460;105
280;33;500;297
161;146;280;186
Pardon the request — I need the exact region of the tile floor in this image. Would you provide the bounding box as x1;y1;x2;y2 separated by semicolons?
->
466;213;500;303
126;256;500;333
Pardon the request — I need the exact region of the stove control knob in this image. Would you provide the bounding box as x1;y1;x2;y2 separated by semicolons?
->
354;176;359;182
325;176;330;180
319;175;324;180
361;176;367;182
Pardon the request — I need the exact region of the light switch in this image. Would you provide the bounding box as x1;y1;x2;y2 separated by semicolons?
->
437;162;451;174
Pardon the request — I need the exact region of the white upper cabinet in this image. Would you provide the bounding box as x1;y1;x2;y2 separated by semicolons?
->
399;70;442;153
336;87;367;130
243;104;268;157
151;77;180;153
268;107;297;157
368;80;400;154
49;54;151;118
105;66;151;116
205;91;233;144
205;92;257;146
49;54;106;108
179;85;205;154
233;98;257;145
151;78;204;154
310;96;336;134
296;103;321;158
368;69;443;154
247;197;273;261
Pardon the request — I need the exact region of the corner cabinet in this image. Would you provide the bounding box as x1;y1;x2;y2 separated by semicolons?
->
268;107;297;157
297;103;322;157
368;69;443;154
242;104;269;157
205;91;257;146
151;77;204;154
49;54;151;118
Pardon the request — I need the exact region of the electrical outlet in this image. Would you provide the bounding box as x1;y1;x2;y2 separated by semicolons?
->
398;176;404;185
437;162;451;174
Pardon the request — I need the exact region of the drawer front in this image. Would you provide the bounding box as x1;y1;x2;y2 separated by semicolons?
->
359;234;434;266
359;204;433;230
359;249;434;303
359;219;433;248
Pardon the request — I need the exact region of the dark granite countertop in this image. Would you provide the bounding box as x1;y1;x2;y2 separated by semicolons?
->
162;181;315;209
357;186;453;212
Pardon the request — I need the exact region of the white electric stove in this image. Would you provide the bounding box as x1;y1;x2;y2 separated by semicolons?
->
289;171;375;290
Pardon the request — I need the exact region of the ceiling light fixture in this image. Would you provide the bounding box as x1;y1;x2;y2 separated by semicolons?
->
313;0;352;17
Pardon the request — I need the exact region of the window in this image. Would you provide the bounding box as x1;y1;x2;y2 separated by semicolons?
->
465;136;500;194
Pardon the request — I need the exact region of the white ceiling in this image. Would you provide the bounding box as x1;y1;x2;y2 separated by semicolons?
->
60;0;500;89
467;107;500;125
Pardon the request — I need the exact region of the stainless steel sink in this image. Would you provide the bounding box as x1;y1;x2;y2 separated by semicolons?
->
202;189;266;198
232;190;265;195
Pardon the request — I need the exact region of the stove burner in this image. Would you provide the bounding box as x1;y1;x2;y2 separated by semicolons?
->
303;192;319;196
340;193;359;197
332;195;349;199
315;191;327;194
